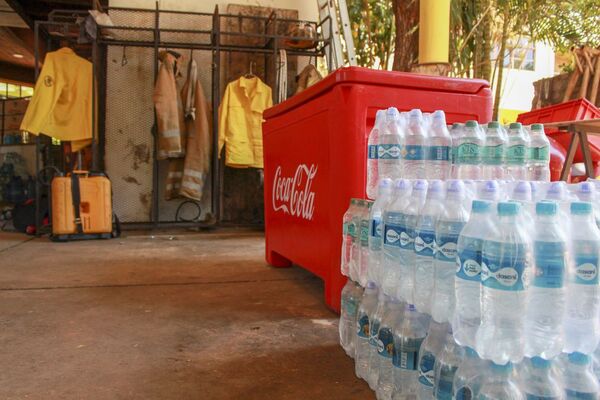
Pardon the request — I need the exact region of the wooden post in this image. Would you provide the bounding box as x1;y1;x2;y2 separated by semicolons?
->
579;48;592;99
592;54;600;105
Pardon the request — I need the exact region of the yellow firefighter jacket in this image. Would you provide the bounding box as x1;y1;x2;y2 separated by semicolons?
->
218;76;272;169
20;47;92;152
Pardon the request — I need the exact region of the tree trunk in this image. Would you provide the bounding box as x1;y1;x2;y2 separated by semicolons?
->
391;0;419;71
479;0;492;82
492;5;510;121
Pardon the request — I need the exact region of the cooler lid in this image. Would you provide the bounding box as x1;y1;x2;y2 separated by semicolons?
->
264;66;490;119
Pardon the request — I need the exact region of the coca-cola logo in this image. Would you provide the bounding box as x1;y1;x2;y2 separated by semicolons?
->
272;164;317;220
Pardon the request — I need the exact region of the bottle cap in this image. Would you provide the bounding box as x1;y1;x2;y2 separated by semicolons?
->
568;352;591;365
379;178;393;190
432;110;445;120
447;179;464;194
366;281;377;289
395;179;411;191
481;180;499;197
427;180;444;197
413;179;429;193
531;356;552;369
578;181;595;195
498;201;520;216
512;181;532;201
487;121;500;128
536;201;557;216
409;109;423;119
546;181;566;200
465;120;478;128
531;123;544;131
386;107;399;117
571;201;593;215
491;362;512;372
350;198;357;206
406;304;416;311
472;200;491;213
452;122;462;128
465;347;478;358
509;122;522;130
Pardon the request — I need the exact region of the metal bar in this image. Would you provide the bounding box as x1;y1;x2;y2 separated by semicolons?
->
212;4;221;224
560;128;580;181
34;20;41;237
152;1;160;226
92;23;98;171
579;131;595;178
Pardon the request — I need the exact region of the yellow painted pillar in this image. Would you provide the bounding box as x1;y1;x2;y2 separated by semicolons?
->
418;0;451;64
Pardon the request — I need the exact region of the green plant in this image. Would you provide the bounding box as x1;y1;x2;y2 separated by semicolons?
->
347;0;395;69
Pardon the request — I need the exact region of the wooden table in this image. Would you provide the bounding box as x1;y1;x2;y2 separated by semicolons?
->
543;118;600;180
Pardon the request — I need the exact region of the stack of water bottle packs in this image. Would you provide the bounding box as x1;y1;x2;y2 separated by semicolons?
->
338;108;600;400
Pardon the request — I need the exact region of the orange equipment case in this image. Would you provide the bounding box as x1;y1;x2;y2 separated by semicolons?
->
51;171;114;241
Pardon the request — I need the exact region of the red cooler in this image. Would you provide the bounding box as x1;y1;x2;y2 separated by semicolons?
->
263;67;493;312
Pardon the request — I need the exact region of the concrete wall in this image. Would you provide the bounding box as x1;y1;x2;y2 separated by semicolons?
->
110;0;318;22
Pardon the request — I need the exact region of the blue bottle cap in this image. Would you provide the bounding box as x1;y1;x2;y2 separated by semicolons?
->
472;200;491;213
568;352;591;365
491;362;512;372
386;107;399;117
483;180;499;194
409;108;423;119
432;110;445;120
379;178;393;190
531;356;552;369
447;179;464;194
465;347;478;358
366;281;377;289
571;201;593;215
536;201;557;216
395;179;411;191
578;181;595;194
407;304;416;311
498;201;520;216
413;179;429;192
427;180;444;196
546;182;566;200
512;181;532;201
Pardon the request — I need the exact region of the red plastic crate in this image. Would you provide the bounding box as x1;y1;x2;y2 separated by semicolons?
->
517;98;600;125
262;66;492;312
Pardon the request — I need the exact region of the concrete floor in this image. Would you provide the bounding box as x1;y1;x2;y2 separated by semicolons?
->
0;230;372;399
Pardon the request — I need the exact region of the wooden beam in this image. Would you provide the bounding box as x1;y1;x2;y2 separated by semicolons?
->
4;0;33;29
0;61;34;84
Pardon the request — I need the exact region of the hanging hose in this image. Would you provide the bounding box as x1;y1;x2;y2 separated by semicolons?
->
175;200;202;222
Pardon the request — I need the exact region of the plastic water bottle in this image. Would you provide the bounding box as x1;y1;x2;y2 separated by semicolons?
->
404;109;428;179
477;180;501;202
563;352;599;400
476;202;531;365
453;347;485;400
505;122;530;181
341;198;359;277
367;110;386;199
521;357;562;400
575;181;600;229
414;180;445;315
368;291;387;385
417;321;448;400
382;179;413;297
524;201;567;359
510;181;534;236
564;202;600;354
433;326;464;400
431;180;467;324
340;279;364;358
545;181;570;234
356;282;379;379
393;304;428;399
369;179;394;285
528;123;551;182
378;107;404;182
359;201;374;286
482;121;506;180
427;110;452;180
453;199;497;349
398;180;429;304
477;362;523;400
375;297;405;399
455;120;484;180
350;200;367;282
450;123;463;179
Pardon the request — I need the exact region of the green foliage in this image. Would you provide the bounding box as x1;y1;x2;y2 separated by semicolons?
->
347;0;395;69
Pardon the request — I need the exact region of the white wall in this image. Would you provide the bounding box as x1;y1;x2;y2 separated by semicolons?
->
499;42;556;112
109;0;318;22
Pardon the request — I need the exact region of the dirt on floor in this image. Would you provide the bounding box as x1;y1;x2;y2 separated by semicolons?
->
0;230;372;399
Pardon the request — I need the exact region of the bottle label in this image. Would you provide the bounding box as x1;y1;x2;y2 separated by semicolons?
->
360;220;370;246
456;237;483;281
435;364;459;400
481;241;528;291
456;143;480;164
342;297;357;317
369;319;381;347
435;222;465;262
357;313;370;338
368;144;378;160
401;225;415;250
506;144;527;165
384;222;403;248
417;350;436;387
573;254;599;285
428;145;450;162
533;241;566;288
526;395;561;400
452;146;458;163
414;229;436;257
393;337;424;370
483;144;504;165
455;386;473;400
379;144;402;160
348;222;357;238
376;327;394;359
404;145;426;161
564;390;597;400
371;216;382;239
531;145;550;162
